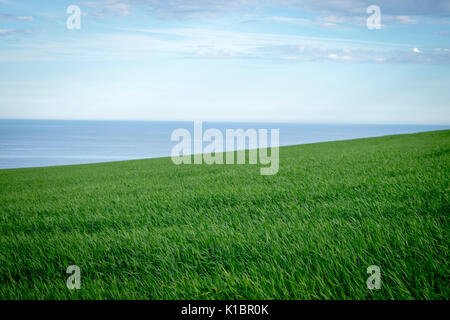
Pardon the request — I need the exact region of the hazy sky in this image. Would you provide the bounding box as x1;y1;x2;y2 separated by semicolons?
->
1;0;450;124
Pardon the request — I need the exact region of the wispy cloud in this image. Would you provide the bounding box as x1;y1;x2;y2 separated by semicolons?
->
0;1;449;64
1;26;449;64
16;16;34;21
313;15;365;28
395;16;418;24
248;13;421;29
255;16;311;25
78;0;258;19
277;0;450;17
76;0;450;19
0;28;29;37
0;13;34;21
80;0;132;16
72;0;450;32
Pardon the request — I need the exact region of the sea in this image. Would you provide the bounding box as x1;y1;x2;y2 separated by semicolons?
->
0;119;448;169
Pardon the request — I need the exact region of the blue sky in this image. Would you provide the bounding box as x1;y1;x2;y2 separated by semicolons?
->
0;0;449;124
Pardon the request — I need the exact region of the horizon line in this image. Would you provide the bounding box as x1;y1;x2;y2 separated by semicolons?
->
1;118;450;127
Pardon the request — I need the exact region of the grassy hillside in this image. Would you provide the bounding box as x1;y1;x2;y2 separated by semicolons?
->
0;130;449;300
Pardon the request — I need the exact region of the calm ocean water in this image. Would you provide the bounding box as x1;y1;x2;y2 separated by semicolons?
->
0;119;448;169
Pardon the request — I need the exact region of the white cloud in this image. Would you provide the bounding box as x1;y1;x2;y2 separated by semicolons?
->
81;0;132;16
2;26;448;64
395;16;418;24
0;29;27;37
262;16;311;25
277;0;450;17
0;14;34;22
413;47;422;53
16;16;34;21
313;15;364;27
75;0;450;20
327;53;339;60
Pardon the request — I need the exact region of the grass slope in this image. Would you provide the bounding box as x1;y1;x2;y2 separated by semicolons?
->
0;130;449;300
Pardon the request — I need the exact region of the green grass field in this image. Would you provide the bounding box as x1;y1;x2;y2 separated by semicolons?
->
0;130;449;300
